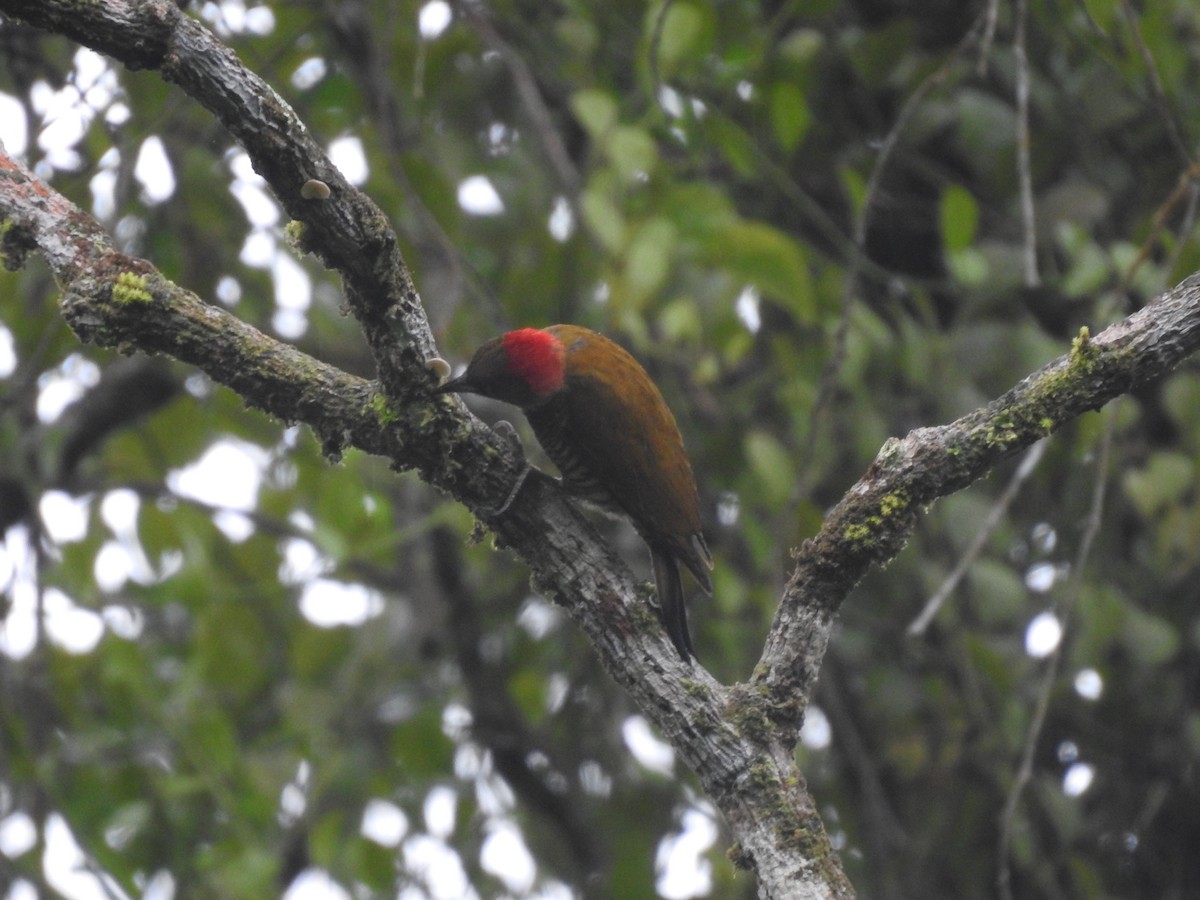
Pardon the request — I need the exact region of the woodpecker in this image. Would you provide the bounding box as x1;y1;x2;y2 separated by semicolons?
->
436;325;712;661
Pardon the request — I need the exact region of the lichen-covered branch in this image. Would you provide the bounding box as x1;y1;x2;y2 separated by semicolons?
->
0;0;430;401
0;141;849;898
758;276;1200;726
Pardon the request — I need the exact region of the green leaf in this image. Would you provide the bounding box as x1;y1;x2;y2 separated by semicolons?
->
290;623;354;680
581;186;626;253
968;559;1026;626
1060;239;1112;296
651;0;714;76
769;82;811;152
1161;374;1200;443
605;125;658;180
1121;607;1181;667
940;185;979;252
661;182;737;240
704;112;758;178
571;89;618;138
390;706;454;777
189;704;240;779
839;165;868;217
778;28;826;65
744;430;794;505
1122;452;1194;518
307;809;349;869
658;296;702;343
625;217;677;301
348;835;397;890
704;220;814;318
946;247;989;286
194;602;271;706
556;16;599;59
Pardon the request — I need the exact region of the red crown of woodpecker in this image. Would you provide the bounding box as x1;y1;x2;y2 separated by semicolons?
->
502;329;566;397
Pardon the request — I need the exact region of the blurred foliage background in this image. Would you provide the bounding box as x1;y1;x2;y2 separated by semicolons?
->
2;0;1200;897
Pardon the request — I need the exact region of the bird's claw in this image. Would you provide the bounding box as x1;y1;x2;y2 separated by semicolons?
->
493;419;523;454
476;420;541;518
478;463;533;518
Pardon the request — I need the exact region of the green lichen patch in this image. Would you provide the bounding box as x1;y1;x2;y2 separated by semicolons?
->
370;391;399;426
112;271;153;304
842;522;873;545
879;488;910;518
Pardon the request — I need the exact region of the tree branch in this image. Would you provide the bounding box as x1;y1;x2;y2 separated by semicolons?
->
1;0;431;398
0;72;848;900
756;278;1200;727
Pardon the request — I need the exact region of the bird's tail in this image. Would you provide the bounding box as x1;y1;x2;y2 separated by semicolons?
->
651;547;695;662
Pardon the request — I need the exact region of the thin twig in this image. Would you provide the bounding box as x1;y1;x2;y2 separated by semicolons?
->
1071;0;1110;38
1111;2;1199;292
1121;161;1200;290
324;0;507;329
1014;0;1040;289
456;1;581;195
647;0;674;116
1163;180;1200;281
907;439;1048;637
1119;0;1192;166
976;0;1000;74
995;411;1114;900
796;10;989;488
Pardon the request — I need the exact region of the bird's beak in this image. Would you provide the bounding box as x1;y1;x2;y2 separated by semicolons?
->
433;374;472;395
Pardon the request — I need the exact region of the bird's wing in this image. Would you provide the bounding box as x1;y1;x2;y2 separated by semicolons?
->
557;364;702;540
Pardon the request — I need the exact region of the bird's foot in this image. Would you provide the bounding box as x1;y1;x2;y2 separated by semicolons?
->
493;419;523;454
480;464;532;518
477;421;556;518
